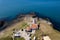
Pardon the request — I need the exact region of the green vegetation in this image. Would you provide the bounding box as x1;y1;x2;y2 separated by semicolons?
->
0;15;60;40
0;37;12;40
0;37;25;40
34;29;42;40
21;22;29;29
22;22;27;27
34;26;60;40
37;20;40;24
15;37;25;40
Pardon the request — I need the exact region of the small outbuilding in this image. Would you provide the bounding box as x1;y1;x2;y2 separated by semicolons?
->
42;36;51;40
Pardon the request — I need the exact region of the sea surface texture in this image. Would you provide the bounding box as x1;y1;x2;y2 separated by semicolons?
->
0;0;60;30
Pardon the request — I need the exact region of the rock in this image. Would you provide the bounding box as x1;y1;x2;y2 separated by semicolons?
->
0;21;5;27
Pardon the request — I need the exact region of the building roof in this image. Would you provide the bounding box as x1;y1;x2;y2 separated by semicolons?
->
14;32;20;37
26;27;31;31
31;24;38;29
26;24;38;32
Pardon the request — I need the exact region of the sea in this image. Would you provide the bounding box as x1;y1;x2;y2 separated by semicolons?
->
0;0;60;31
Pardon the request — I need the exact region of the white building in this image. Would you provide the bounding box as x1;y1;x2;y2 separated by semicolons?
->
42;36;51;40
13;31;20;37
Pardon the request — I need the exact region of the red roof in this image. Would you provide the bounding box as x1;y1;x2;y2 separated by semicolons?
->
26;27;31;31
31;24;38;29
26;24;38;31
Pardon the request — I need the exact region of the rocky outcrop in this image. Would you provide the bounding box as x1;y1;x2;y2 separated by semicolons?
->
0;21;5;27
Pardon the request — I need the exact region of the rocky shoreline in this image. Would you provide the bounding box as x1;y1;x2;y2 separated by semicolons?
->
0;12;60;40
0;12;59;32
0;12;36;31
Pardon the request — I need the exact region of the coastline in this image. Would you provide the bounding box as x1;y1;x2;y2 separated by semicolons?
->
0;12;60;40
35;12;60;31
0;12;60;31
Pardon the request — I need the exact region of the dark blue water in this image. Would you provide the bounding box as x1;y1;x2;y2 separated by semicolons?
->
0;0;60;31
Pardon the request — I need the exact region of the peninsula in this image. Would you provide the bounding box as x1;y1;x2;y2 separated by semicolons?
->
0;12;60;40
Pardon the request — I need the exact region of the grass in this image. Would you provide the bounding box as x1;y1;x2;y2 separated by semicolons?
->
48;30;60;40
21;22;28;28
0;21;28;38
0;37;12;40
33;27;60;40
0;37;25;40
15;37;25;40
0;17;60;40
33;21;60;40
34;29;43;40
